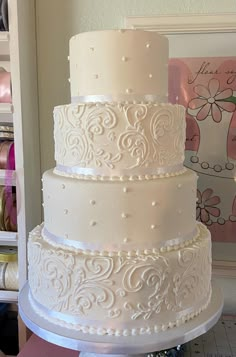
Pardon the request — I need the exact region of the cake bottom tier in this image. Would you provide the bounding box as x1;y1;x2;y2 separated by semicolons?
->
28;222;212;337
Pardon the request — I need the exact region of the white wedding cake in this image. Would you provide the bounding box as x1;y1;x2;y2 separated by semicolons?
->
28;30;212;337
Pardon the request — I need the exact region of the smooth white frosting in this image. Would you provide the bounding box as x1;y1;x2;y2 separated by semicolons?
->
28;223;212;336
69;30;168;101
43;168;198;251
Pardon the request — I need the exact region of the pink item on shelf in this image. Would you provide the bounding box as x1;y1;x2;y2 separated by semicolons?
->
0;141;10;169
7;142;15;170
0;70;11;103
0;141;15;170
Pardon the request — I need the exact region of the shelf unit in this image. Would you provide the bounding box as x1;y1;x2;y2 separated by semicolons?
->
0;0;42;350
0;289;18;303
0;231;17;245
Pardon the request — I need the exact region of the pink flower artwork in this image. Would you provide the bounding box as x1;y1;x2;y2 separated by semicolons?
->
196;188;221;224
169;57;236;244
188;78;236;122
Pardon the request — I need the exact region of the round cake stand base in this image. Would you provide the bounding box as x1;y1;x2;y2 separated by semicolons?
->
19;282;223;357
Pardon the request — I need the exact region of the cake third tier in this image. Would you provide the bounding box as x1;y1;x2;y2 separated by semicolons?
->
43;168;198;252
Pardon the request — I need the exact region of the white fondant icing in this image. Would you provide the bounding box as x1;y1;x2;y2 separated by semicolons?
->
28;29;213;339
43;169;197;250
69;30;168;100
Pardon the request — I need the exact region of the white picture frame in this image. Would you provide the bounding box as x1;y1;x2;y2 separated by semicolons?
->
126;14;236;279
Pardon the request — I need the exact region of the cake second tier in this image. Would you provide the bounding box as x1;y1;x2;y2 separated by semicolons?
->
43;168;198;252
54;102;186;178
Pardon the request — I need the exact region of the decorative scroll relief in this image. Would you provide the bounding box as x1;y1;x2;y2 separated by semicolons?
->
54;102;186;176
28;223;211;335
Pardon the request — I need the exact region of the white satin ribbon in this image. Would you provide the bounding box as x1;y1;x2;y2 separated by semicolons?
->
71;94;167;104
55;163;184;179
42;226;198;253
29;289;211;332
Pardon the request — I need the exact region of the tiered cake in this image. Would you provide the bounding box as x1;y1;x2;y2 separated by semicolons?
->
28;30;212;337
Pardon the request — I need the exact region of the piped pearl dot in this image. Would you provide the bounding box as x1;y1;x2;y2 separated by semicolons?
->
126;88;132;94
121;56;127;62
67;56;70;61
42;203;44;207
178;209;182;214
90;200;96;205
151;224;157;230
177;183;182;189
62;184;66;189
121;213;128;219
68;78;71;83
123;187;128;193
152;201;158;207
123;237;129;243
146;43;151;48
90;221;97;227
149;74;153;78
64;209;68;215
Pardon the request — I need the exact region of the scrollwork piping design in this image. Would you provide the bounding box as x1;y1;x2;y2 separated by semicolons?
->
54;102;185;172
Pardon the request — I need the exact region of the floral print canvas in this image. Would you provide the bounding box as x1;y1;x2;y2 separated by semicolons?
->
169;57;236;243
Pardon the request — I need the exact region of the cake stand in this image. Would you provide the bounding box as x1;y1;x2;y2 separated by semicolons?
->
19;282;223;357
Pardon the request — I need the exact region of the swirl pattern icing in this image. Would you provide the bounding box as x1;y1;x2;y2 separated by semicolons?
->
28;223;212;336
54;102;185;177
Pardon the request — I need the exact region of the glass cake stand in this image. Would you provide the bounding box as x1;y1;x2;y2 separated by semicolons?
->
19;282;223;357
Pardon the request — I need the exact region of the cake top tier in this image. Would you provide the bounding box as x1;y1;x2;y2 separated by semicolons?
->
69;29;168;102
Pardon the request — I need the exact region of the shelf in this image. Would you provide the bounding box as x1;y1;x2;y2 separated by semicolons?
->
0;102;13;113
0;231;17;246
0;112;13;123
0;169;16;186
0;289;18;303
0;31;9;56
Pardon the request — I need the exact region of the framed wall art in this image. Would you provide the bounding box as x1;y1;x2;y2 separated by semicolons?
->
126;14;236;278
